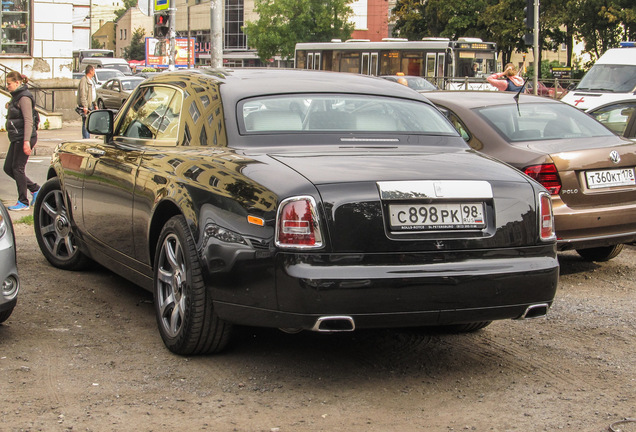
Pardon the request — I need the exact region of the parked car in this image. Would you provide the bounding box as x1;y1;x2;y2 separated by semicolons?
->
79;57;133;75
588;99;636;138
33;69;558;356
96;76;145;109
380;75;438;92
426;91;636;261
526;80;568;99
93;68;125;87
0;202;19;324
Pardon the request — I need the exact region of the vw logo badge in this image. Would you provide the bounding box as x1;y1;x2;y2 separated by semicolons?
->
610;151;621;164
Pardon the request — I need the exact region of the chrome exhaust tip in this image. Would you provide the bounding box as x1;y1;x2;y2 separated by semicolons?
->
311;316;355;332
517;303;550;320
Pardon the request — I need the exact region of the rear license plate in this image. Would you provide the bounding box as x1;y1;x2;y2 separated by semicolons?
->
585;168;635;189
389;203;485;231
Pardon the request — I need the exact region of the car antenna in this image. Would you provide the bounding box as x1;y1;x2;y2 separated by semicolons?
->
513;77;530;115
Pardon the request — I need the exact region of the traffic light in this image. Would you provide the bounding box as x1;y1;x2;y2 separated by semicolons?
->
154;12;170;38
523;0;534;29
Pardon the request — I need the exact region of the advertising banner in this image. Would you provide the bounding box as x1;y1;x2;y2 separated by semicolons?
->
145;37;196;68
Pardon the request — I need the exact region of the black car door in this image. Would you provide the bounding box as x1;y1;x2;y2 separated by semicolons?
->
81;85;183;263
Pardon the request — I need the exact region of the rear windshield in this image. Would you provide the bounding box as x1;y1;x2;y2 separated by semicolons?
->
476;102;614;142
239;95;458;135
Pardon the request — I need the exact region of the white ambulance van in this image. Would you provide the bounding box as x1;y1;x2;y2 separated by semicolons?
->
561;41;636;111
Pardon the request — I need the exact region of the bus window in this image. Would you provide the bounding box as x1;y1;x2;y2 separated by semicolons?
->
381;51;401;75
426;53;436;78
401;52;424;76
296;51;306;69
437;53;445;77
340;52;360;74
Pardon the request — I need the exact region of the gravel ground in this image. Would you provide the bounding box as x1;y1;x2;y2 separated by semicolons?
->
1;223;634;432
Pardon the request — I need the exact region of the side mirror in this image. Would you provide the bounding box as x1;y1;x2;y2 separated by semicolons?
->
86;110;114;136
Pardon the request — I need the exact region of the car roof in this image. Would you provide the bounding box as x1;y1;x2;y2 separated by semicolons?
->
142;68;433;103
424;90;559;109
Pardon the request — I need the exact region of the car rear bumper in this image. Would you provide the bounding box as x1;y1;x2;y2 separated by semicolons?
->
213;245;559;330
553;200;636;249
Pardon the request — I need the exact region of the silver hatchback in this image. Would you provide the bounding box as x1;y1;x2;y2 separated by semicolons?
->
0;202;19;323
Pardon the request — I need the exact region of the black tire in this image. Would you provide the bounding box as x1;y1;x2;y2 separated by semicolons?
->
576;244;624;262
436;321;492;333
34;178;89;270
97;99;105;109
154;215;232;355
0;308;14;324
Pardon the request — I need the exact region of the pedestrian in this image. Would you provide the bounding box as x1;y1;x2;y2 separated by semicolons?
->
487;63;525;92
3;71;40;211
77;64;97;139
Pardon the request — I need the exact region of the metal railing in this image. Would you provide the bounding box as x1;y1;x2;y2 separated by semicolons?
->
433;76;581;99
0;63;55;112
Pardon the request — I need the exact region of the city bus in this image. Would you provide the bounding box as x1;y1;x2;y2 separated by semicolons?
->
295;38;498;89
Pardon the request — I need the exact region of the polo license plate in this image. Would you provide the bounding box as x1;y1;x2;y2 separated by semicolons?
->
585;168;635;189
389;203;485;231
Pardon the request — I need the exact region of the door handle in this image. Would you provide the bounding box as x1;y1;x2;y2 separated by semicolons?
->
87;148;106;157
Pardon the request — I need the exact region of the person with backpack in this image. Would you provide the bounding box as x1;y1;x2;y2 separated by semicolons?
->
3;71;40;211
487;63;525;92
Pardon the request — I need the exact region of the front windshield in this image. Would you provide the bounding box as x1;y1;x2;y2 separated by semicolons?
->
476;102;614;142
455;52;497;78
576;64;636;93
240;95;458;135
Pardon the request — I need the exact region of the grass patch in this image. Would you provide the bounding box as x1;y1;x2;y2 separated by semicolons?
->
14;215;34;225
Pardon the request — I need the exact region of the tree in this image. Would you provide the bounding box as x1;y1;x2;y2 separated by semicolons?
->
91;36;104;49
243;0;355;62
123;27;147;61
114;0;137;22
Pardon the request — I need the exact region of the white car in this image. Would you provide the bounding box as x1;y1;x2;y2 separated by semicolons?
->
93;68;125;87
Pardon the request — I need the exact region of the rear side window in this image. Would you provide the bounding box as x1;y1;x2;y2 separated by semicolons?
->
239;95;458;135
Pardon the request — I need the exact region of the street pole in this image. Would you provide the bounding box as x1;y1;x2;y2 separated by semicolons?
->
168;5;176;70
210;0;223;68
533;0;540;95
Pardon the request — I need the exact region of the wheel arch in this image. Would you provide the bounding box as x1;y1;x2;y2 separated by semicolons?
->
148;199;183;267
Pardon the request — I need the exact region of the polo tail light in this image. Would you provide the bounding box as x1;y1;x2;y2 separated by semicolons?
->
523;164;562;195
538;192;555;241
275;196;323;249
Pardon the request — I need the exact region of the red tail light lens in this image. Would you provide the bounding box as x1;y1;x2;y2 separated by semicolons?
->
524;164;561;195
539;192;555;241
275;196;323;249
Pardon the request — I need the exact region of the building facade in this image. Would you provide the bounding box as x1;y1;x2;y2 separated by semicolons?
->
114;6;152;58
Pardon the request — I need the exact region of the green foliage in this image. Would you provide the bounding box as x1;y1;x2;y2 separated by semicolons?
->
243;0;355;62
391;0;636;67
15;214;33;225
91;36;103;49
123;28;147;61
114;0;137;22
524;59;563;79
43;119;50;130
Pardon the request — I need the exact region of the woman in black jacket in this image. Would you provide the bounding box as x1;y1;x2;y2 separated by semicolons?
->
4;71;40;211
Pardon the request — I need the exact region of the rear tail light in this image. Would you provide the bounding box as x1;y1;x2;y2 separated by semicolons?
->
275;196;323;249
524;164;561;195
538;192;555;241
